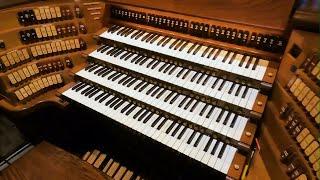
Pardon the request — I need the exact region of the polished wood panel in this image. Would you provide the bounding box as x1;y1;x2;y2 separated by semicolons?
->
0;141;111;180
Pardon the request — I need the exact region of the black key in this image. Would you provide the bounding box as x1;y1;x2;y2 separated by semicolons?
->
201;46;210;57
131;30;142;39
182;69;191;79
194;134;203;147
97;68;110;76
156;89;166;99
109;99;121;108
94;67;106;75
192;44;202;55
114;49;125;57
134;31;145;40
117;27;128;35
127;78;138;87
169;94;180;104
211;142;220;155
218;80;226;91
139;82;149;92
207;48;215;59
168;66;178;75
147;60;157;68
223;112;232;125
178;96;189;107
190;100;199;112
141;33;152;41
146;85;157;95
81;86;93;95
222;51;231;63
112;73;123;81
252;58;259;70
163;64;173;73
177;126;187;139
158;63;168;72
94;92;106;101
218;144;227;158
146;33;157;43
101;69;113;77
97;45;107;52
196;74;206;84
138;110;149;121
99;93;110;103
120;52;130;59
123;77;134;86
235;85;243;96
202;75;211;85
176;68;186;78
131;55;141;63
204;137;214;152
200;104;209;116
151;87;162;97
241;86;249;98
85;87;97;97
133;108;144;119
107;72;119;80
118;75;129;84
150;34;160;44
87;65;100;72
216;110;225;123
230;115;238;128
139;57;149;65
134;81;145;90
228;53;237;64
114;100;125;110
124;29;135;37
213;49;221;60
179;41;189;51
124;53;135;61
171;124;182;136
72;82;84;90
143;113;154;123
174;40;184;50
126;105;137;115
157;36;167;46
85;64;95;70
151;61;160;69
187;43;197;54
184;98;194;110
206;106;215;118
121;103;132;113
157;118;167;130
134;56;145;64
151;116;162;127
238;55;247;67
169;39;180;49
245;57;253;68
105;97;117;106
106;47;118;55
191;72;200;82
161;37;172;47
228;83;236;94
87;88;100;97
187;131;196;144
165;122;176;134
101;46;112;53
164;92;175;102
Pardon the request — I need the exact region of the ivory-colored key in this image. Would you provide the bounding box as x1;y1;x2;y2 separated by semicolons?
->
93;154;107;168
60;41;67;51
310;102;320;117
122;170;134;180
1;56;10;67
24;85;33;96
33;81;41;91
313;159;320;171
39;7;46;20
44;8;52;19
309;148;320;164
7;73;17;85
12;72;21;82
65;40;71;50
40;27;48;38
106;161;119;177
42;78;49;87
300;134;315;150
50;25;57;36
41;45;48;55
102;158;113;173
34;8;41;21
32;64;40;74
36;46;43;56
22;48;30;60
11;51;21;63
305;141;320;156
51;42;57;53
302;91;315;107
54;7;62;18
30;46;38;57
27;66;35;76
6;53;15;65
56;74;63;83
47;76;53;86
22;67;31;78
29;83;37;93
51;75;58;84
74;39;80;49
82;151;91;161
296;128;310;143
45;44;53;54
35;27;42;38
55;41;62;52
37;79;45;89
15;90;24;100
49;7;57;18
19;88;28;98
113;166;127;180
69;39;76;49
17;69;26;80
306;96;320;112
87;149;100;164
16;50;25;62
289;78;301;93
297;86;310;102
46;26;53;37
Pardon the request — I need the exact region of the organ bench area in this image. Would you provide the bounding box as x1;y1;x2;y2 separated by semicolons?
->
1;0;319;180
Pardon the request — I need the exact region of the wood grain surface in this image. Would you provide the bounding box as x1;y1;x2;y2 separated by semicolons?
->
0;141;111;180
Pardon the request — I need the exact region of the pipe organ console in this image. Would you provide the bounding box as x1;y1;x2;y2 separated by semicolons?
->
0;0;319;180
